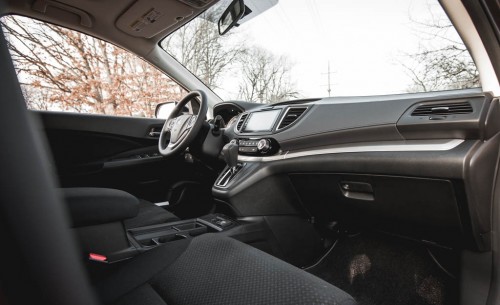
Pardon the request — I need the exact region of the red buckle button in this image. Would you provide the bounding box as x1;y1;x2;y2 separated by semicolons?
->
89;253;107;262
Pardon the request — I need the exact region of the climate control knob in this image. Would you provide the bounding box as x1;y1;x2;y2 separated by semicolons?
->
257;139;271;152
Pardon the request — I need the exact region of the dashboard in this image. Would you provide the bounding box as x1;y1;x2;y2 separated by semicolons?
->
212;101;262;127
211;89;500;253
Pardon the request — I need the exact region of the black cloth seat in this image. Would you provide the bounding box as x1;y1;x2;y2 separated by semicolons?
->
96;233;357;305
63;188;356;304
62;187;179;229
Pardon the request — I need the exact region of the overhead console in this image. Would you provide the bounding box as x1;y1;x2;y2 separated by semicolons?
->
116;0;218;38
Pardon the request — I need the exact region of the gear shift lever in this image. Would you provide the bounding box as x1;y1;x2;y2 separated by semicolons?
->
222;140;239;172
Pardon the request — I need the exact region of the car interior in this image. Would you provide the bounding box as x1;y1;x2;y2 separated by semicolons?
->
0;0;499;305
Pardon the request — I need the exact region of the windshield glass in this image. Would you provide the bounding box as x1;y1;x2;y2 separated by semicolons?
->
161;0;480;103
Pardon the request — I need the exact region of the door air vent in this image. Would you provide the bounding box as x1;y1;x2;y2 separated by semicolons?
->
277;107;307;130
236;113;248;131
411;101;473;116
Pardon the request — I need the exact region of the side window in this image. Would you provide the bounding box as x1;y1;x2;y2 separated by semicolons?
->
1;15;187;117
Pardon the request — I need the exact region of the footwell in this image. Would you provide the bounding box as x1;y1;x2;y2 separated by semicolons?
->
306;233;458;305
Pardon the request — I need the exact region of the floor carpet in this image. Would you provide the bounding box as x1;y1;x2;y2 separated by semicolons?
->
306;233;458;305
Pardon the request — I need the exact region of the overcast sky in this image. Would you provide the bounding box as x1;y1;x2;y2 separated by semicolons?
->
209;0;466;100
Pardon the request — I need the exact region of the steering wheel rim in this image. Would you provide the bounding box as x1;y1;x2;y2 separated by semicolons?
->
158;90;208;156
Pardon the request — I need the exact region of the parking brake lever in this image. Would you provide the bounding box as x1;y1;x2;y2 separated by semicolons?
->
222;140;239;173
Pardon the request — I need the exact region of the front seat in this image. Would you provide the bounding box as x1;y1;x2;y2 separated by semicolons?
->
96;233;356;305
62;187;179;229
0;28;356;305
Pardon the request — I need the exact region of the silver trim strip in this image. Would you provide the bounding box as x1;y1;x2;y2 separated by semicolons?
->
216;168;233;187
238;139;464;162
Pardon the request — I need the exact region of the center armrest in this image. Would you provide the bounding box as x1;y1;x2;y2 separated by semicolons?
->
62;188;139;227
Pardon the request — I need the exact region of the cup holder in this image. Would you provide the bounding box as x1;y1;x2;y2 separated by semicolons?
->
174;223;203;231
133;221;210;248
140;239;158;247
157;234;187;244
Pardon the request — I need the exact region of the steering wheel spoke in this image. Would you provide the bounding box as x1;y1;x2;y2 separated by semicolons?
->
185;115;197;130
164;117;176;132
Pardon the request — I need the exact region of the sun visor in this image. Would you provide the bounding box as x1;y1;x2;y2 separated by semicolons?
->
116;0;216;38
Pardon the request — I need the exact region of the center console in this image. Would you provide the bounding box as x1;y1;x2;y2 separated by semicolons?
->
128;214;236;249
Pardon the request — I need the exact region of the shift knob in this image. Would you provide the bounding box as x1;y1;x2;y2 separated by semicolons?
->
222;140;239;169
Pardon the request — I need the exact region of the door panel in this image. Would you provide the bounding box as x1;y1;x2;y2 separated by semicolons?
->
33;111;217;205
37;111;165;138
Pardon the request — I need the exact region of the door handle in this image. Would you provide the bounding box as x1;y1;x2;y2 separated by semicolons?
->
148;127;162;137
340;181;374;201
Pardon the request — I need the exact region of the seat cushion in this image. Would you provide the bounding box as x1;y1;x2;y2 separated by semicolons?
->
123;199;179;229
63;188;140;227
96;234;356;305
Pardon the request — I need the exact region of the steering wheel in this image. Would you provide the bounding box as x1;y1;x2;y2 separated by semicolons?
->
158;90;208;156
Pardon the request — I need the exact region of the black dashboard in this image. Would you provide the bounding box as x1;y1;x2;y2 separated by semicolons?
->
212;100;262;126
211;89;500;253
219;89;494;151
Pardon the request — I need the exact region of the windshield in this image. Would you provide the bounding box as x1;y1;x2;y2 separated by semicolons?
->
161;0;480;103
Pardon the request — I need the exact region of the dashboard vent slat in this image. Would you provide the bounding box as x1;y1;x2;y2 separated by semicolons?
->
236;113;248;131
278;107;307;130
411;101;473;116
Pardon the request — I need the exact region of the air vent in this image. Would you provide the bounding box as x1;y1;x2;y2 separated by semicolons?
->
411;101;473;116
278;107;307;129
236;113;248;131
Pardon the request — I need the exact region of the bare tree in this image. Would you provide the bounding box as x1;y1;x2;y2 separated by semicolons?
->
403;4;479;92
162;12;245;90
1;16;185;117
238;48;298;103
162;13;299;103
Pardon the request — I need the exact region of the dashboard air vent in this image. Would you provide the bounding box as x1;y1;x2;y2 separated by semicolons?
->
236;113;248;131
411;101;473;116
278;107;307;129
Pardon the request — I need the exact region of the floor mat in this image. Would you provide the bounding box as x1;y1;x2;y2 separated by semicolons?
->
306;233;458;305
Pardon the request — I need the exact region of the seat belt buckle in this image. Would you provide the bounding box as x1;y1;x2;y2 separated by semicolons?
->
89;253;108;263
88;247;141;264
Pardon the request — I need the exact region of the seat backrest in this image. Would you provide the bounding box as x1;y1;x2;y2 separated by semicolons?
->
0;21;99;305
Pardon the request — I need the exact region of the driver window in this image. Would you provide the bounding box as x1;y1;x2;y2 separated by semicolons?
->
1;15;187;118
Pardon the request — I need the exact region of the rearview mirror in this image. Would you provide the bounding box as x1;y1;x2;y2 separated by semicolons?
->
155;102;189;119
218;0;245;35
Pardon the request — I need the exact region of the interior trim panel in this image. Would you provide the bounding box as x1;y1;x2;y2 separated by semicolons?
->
238;139;465;162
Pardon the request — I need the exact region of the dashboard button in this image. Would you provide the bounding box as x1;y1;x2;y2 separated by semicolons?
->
239;147;258;153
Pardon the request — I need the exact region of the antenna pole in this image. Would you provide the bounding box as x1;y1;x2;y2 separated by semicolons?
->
322;61;335;97
327;61;331;97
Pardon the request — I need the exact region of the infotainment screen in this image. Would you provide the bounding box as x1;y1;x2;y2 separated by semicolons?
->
243;110;281;132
